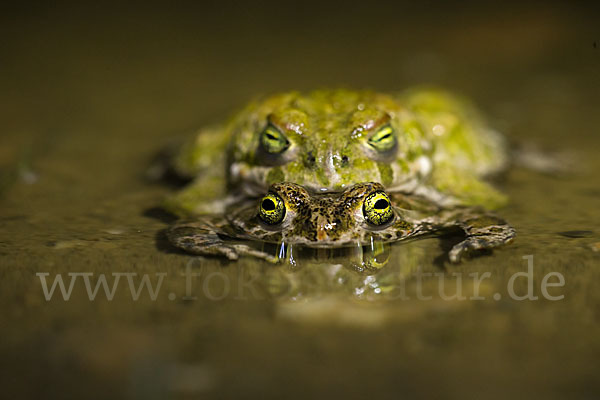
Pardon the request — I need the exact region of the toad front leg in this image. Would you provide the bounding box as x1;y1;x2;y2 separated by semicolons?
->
167;219;281;263
445;212;516;263
160;126;235;217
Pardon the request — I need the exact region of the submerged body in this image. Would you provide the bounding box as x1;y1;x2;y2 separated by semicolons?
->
167;182;515;263
165;89;508;216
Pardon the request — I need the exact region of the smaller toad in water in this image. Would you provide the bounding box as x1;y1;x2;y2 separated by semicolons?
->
167;182;515;263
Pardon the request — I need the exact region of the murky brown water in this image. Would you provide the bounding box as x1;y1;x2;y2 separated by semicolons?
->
1;3;600;399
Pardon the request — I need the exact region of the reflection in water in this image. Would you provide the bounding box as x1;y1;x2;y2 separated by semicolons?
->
242;239;435;302
262;238;394;272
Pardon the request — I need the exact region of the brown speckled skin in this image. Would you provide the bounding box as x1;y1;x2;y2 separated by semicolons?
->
233;182;413;245
167;182;515;263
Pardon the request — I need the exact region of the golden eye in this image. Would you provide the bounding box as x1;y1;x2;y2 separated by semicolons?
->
258;193;286;225
363;191;394;226
367;125;396;152
364;242;391;270
260;124;290;154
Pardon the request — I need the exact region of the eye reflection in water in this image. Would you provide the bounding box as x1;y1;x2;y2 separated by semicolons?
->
260;240;392;272
250;239;433;301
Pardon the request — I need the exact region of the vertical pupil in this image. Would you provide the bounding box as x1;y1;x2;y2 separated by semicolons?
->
262;198;276;211
374;199;388;209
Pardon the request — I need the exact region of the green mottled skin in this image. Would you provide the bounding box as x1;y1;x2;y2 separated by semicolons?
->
164;89;508;216
167;182;515;264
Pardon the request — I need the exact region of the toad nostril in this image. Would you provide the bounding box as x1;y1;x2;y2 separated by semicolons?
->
305;151;316;166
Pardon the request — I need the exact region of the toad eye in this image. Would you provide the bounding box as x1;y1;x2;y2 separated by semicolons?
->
260;124;290;154
258;193;286;225
363;191;394;226
367;124;396;152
